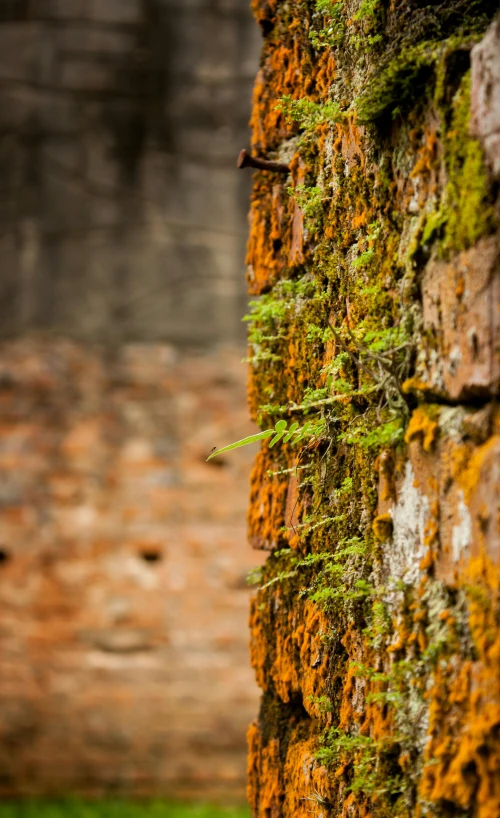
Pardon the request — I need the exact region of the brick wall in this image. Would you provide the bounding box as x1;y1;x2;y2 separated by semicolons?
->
0;337;262;799
244;3;500;816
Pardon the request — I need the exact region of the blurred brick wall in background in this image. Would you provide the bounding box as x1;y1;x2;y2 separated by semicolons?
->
0;338;262;799
0;0;261;801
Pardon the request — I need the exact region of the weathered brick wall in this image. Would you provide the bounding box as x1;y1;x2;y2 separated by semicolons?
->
0;0;262;799
0;338;262;799
245;3;500;816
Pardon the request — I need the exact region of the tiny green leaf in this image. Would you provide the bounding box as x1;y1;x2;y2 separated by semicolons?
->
269;419;288;446
283;421;300;442
269;430;286;447
207;429;274;460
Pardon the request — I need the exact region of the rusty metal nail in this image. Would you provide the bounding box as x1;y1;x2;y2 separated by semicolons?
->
237;148;290;174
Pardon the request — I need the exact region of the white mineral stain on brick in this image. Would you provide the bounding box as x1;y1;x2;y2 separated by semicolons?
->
448;345;462;376
388;461;429;585
438;406;467;443
86;651;162;670
451;491;472;563
104;555;160;590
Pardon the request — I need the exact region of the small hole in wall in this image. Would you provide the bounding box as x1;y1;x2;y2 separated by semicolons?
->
470;330;479;360
476;743;490;759
258;16;274;36
460;759;478;781
139;549;162;564
0;548;11;564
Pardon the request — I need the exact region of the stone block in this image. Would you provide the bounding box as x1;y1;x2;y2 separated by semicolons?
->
38;0;88;20
382;405;500;584
471;16;500;178
56;25;135;57
166;12;238;81
162;79;238;159
89;0;142;24
0;25;40;83
419;236;500;400
59;59;114;92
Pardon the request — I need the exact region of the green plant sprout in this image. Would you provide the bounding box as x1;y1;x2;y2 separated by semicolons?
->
208;318;412;462
206;419;318;461
309;1;345;51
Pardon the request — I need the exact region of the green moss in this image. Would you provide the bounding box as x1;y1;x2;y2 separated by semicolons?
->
355;41;437;122
352;0;382;23
416;70;495;258
421;209;448;247
355;37;464;123
278;96;345;131
316;729;404;800
287;184;325;234
441;72;495;253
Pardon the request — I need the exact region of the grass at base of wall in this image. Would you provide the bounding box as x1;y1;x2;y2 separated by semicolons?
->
0;802;250;818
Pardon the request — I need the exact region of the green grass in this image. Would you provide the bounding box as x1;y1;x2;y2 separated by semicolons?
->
0;802;250;818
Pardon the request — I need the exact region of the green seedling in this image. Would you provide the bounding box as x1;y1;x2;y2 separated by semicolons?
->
207;419;310;461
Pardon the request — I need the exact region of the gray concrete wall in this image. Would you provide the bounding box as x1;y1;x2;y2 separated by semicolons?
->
0;0;260;344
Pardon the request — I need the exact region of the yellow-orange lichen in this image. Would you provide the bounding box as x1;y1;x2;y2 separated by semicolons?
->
419;555;500;818
283;736;332;817
453;435;500;503
247;723;284;817
372;512;393;542
247;448;294;551
405;407;439;452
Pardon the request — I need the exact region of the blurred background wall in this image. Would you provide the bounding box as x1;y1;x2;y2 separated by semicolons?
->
0;0;262;801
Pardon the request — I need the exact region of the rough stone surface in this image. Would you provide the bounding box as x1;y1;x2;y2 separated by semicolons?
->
471;15;500;178
244;5;500;817
0;338;262;799
420;237;500;400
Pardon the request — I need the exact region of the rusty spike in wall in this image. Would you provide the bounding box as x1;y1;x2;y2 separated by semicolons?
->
245;3;500;817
